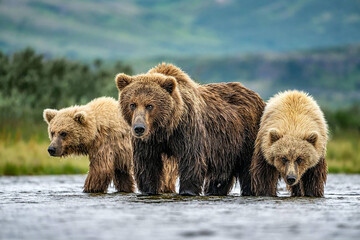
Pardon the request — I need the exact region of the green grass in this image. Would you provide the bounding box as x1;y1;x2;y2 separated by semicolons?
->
326;132;360;174
0;140;88;175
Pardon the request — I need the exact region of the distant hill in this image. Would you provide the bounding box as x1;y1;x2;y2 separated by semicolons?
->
1;0;360;59
128;44;360;108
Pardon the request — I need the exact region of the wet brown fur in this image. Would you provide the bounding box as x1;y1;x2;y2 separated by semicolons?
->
250;90;328;197
160;155;178;193
116;63;265;196
43;97;135;193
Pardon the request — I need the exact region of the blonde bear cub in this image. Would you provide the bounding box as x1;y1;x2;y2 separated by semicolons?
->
251;90;328;197
43;97;135;193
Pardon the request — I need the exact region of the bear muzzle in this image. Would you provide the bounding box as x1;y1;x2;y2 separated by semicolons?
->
132;113;149;138
286;175;297;186
48;146;56;156
47;141;63;157
133;124;146;136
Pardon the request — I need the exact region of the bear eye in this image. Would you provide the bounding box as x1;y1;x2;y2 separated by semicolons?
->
145;104;153;110
130;103;136;110
281;157;288;164
296;157;303;164
60;132;67;138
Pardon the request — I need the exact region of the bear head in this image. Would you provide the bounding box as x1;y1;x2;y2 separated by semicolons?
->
43;107;97;157
265;128;321;186
115;72;182;140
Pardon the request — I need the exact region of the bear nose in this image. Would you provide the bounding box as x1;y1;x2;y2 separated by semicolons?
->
48;147;56;156
134;125;146;135
286;176;296;185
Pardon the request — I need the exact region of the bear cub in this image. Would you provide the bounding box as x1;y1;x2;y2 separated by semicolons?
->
43;97;135;193
251;90;328;197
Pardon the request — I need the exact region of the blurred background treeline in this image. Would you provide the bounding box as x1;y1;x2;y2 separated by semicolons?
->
0;0;359;175
0;47;133;125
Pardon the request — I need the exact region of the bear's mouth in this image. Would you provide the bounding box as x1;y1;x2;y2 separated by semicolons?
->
131;130;151;140
49;152;62;157
132;131;148;139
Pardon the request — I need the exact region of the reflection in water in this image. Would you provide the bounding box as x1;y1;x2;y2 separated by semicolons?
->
0;174;359;240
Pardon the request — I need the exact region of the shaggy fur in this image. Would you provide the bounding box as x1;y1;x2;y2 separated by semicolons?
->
160;155;178;193
43;97;135;193
250;90;328;197
116;63;265;196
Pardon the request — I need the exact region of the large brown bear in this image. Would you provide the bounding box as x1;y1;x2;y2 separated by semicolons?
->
115;63;265;196
43;97;177;193
250;90;328;197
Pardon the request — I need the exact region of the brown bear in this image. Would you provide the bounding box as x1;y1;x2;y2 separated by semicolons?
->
43;97;177;194
115;63;265;196
43;97;135;193
250;90;328;197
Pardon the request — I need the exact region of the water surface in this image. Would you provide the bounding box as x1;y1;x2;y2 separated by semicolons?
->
0;174;359;240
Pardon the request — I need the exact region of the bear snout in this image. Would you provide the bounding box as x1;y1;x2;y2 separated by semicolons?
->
48;146;57;156
133;124;146;136
286;175;297;185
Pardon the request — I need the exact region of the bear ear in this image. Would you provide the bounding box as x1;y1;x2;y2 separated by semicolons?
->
305;131;318;146
115;73;132;91
43;109;58;124
160;77;177;94
74;111;87;124
269;128;282;144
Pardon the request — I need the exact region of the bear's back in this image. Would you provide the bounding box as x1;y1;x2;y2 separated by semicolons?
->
200;82;264;109
87;97;129;134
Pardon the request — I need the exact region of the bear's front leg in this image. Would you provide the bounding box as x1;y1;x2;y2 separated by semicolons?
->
113;168;135;193
83;151;113;193
160;155;178;193
302;157;327;197
84;166;112;193
178;153;205;196
250;149;279;197
133;141;163;195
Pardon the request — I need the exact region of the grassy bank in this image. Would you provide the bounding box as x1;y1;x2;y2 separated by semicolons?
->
0;131;359;175
0;140;88;175
327;133;360;173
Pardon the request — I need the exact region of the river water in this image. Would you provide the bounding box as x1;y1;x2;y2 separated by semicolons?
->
0;174;359;240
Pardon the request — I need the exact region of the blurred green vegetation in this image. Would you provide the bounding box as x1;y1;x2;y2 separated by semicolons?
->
325;104;360;133
0;47;133;124
327;133;360;174
0;140;88;176
0;48;359;175
325;105;360;173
